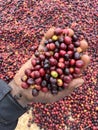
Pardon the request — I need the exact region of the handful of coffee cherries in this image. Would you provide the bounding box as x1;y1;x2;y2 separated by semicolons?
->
21;27;88;96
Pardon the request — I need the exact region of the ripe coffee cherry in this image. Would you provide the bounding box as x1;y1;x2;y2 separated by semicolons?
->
67;51;73;58
57;68;63;75
32;88;39;96
54;52;59;59
25;68;32;76
31;59;36;66
60;43;67;50
58;62;65;69
34;71;40;78
59;50;66;56
35;78;42;85
39;68;45;77
64;36;72;44
74;52;81;60
59;58;65;63
69;68;74;73
64;76;72;83
54;28;62;35
63;83;69;88
35;65;41;70
70;59;76;66
42;87;48;93
74;67;81;74
50;57;57;66
27;78;34;85
39;54;45;60
49;43;56;50
45;52;51;57
68;44;74;50
75;60;84;68
74;41;80;47
21;82;29;89
31;71;35;79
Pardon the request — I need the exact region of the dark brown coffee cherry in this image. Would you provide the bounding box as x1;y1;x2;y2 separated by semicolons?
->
64;68;70;75
64;54;70;61
74;52;81;60
32;88;39;96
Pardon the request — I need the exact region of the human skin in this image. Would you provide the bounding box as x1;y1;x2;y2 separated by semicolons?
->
9;28;90;108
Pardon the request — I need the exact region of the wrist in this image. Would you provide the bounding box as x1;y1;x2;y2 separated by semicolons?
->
9;80;30;108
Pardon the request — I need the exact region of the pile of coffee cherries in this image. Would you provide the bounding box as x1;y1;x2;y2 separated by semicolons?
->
21;27;88;96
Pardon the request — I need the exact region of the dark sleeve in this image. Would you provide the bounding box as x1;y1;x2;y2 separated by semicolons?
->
0;79;27;130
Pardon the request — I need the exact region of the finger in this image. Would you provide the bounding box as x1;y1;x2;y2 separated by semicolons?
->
81;54;90;69
44;27;55;39
80;39;88;51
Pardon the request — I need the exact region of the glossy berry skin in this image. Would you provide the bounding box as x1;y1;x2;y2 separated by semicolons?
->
55;41;60;48
54;28;62;35
50;77;57;84
27;78;34;85
57;79;63;87
74;41;80;47
49;43;56;50
25;68;32;76
64;68;70;75
59;50;66;56
64;76;72;83
57;68;63;75
50;57;57;66
75;60;84;68
54;52;59;59
63;83;69;88
72;35;78;42
35;78;42;85
58;62;65;69
68;44;74;51
39;54;45;61
74;67;81;74
21;82;29;89
39;68;45;77
74;52;81;60
60;43;67;50
41;87;48;93
41;80;47;87
31;59;36;66
32;88;39;96
70;59;76;66
64;36;72;44
34;71;40;78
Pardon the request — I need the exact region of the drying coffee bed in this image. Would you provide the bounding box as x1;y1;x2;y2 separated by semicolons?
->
0;0;98;130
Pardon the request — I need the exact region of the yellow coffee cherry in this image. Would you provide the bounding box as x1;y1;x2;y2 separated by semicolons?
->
52;35;58;41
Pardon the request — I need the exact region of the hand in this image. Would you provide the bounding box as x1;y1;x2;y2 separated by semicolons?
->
9;27;90;106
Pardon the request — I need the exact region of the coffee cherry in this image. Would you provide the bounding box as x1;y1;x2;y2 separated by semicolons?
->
74;41;80;47
57;68;63;75
50;77;57;84
21;82;29;89
51;71;58;78
35;78;42;85
50;66;56;71
44;63;50;69
64;54;69;61
48;39;53;43
72;35;78;42
25;68;32;76
27;78;34;85
57;79;63;87
30;71;35;79
35;65;41;70
35;51;40;57
64;76;72;83
31;59;36;66
45;52;51;57
41;80;47;87
67;51;73;58
67;28;74;37
34;71;40;78
64;36;72;44
21;75;28;82
35;85;41;90
59;50;66;56
59;37;64;43
49;43;56;50
58;62;65;69
50;57;57;66
68;44;74;51
39;54;45;61
60;43;67;50
55;41;60;48
54;28;62;35
32;88;39;96
69;68;74;73
64;68;70;75
74;52;81;60
52;35;58;41
74;67;81;74
42;87;48;93
39;68;45;77
63;29;69;35
80;39;88;51
45;74;50;81
54;52;59;59
70;59;76;66
59;58;65;63
75;60;84;68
